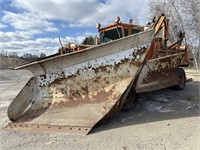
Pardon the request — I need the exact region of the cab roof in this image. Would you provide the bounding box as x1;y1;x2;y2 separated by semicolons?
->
98;22;144;32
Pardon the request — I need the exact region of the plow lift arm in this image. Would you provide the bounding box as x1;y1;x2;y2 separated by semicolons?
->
153;14;169;49
146;14;189;66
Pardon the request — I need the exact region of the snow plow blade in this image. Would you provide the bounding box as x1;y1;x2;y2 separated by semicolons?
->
4;30;154;135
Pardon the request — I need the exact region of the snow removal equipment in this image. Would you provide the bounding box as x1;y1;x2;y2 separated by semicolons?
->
5;14;190;135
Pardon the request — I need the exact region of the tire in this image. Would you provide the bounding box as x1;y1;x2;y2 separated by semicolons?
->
173;68;186;90
122;88;138;111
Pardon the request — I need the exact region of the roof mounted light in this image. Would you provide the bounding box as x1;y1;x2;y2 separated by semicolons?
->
96;23;101;29
129;19;133;24
115;16;120;23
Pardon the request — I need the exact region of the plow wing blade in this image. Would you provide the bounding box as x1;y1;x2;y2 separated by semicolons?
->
5;30;154;135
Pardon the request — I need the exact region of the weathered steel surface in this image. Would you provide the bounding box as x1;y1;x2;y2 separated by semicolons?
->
5;123;90;135
6;30;154;135
135;53;184;93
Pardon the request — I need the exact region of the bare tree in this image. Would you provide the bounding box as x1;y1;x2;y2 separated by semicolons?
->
40;53;46;58
8;52;18;58
182;0;200;66
0;50;8;57
0;50;19;58
81;36;95;45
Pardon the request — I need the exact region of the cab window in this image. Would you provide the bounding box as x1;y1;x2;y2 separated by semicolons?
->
124;29;129;36
100;27;123;43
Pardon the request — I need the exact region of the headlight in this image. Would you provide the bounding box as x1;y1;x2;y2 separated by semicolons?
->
96;23;101;29
115;16;120;23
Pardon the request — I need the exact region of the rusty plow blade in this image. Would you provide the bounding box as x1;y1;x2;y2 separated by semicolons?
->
5;30;154;135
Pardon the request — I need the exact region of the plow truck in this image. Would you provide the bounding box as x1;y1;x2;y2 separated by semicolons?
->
4;14;190;135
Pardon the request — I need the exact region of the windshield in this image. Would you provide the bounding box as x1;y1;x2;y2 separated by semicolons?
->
99;27;122;43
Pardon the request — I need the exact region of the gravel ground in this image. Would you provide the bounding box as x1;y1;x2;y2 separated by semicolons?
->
0;68;199;150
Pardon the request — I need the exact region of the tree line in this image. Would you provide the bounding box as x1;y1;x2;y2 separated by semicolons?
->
0;50;46;62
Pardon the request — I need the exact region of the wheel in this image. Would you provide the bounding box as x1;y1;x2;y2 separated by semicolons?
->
173;68;186;90
122;88;138;111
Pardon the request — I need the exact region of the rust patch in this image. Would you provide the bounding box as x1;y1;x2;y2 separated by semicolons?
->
135;54;183;93
49;87;117;109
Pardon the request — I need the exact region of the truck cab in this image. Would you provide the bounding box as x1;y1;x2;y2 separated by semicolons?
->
97;16;144;44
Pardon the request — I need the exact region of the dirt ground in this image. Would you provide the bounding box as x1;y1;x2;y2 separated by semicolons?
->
0;68;199;150
0;58;25;69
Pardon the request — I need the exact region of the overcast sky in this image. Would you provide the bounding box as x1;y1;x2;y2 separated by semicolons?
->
0;0;150;56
